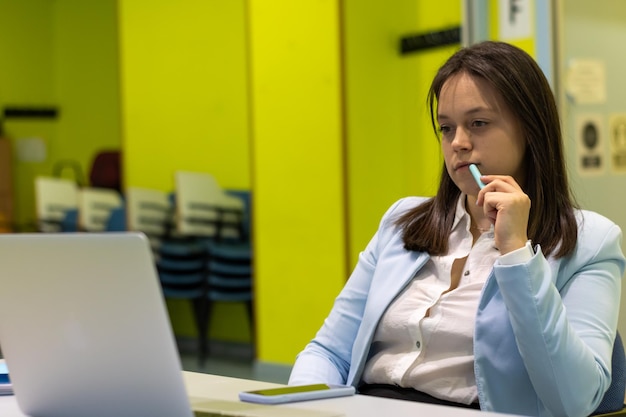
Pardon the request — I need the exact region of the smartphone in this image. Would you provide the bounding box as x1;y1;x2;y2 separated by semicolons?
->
238;383;356;404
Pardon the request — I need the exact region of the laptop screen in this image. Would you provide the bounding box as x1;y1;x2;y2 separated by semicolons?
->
0;233;193;417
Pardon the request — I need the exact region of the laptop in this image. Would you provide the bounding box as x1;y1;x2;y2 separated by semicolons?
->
0;232;197;417
0;233;341;417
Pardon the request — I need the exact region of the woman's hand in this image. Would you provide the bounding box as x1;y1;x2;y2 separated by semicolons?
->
476;175;531;254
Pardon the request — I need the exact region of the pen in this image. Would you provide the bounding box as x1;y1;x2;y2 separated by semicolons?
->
469;164;486;189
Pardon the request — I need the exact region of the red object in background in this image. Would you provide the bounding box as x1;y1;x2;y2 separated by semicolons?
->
89;150;122;193
0;138;13;231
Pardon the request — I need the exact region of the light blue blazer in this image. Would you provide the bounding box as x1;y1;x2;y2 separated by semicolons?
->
289;197;626;417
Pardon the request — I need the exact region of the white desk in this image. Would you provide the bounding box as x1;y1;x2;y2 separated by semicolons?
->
0;371;515;417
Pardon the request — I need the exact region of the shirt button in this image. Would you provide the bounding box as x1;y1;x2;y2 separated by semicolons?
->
464;270;470;276
416;340;421;349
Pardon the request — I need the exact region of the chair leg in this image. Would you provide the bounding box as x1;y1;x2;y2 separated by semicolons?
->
245;300;255;357
203;299;215;363
192;297;208;367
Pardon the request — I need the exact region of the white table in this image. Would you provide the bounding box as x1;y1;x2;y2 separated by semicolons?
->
0;371;515;417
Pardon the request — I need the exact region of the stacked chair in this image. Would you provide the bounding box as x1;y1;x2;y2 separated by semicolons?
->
126;186;210;362
34;177;80;232
34;177;124;233
121;174;253;365
34;170;254;366
125;187;175;255
77;187;124;232
169;171;253;365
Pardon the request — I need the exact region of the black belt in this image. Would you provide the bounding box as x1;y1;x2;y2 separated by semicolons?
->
358;383;480;410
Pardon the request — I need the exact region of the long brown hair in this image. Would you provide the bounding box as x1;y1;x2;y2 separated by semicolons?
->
397;41;577;259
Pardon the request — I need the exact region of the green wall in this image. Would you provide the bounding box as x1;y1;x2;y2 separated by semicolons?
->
0;0;57;227
3;0;463;367
118;0;252;343
248;0;346;364
54;0;121;175
0;0;121;229
118;1;250;192
120;0;462;365
344;0;461;267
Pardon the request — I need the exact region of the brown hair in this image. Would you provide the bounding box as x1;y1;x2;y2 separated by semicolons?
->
397;41;577;258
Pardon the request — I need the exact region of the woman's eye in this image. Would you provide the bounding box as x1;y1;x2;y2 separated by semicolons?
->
438;125;451;134
472;120;487;128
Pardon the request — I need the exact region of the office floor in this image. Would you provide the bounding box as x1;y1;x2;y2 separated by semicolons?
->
180;353;256;380
178;339;291;384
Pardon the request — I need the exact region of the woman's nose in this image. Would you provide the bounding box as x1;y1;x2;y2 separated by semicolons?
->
451;128;472;151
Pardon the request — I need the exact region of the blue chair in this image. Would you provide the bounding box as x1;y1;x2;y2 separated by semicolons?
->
172;172;254;364
593;332;626;416
123;187;208;361
201;237;253;363
157;241;206;300
156;238;208;365
199;189;253;362
60;208;79;232
105;205;127;231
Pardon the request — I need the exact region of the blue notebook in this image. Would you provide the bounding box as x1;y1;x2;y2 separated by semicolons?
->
0;360;12;395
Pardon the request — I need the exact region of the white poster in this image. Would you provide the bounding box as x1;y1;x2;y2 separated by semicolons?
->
16;137;47;163
565;59;607;105
576;114;605;176
499;0;533;40
609;113;626;173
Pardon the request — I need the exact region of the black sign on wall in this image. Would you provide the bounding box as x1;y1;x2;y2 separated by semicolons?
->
400;27;461;55
3;107;59;119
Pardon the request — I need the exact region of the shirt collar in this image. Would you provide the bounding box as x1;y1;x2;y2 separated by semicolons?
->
452;194;496;245
452;194;470;233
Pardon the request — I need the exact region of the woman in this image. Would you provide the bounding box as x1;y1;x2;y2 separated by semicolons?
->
288;41;626;417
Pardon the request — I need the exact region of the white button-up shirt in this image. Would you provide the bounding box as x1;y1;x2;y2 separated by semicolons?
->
362;195;500;404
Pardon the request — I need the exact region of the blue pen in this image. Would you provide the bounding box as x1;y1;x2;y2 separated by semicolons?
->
469;164;486;189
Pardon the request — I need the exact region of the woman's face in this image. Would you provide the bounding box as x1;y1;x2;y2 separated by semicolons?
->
438;72;527;197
